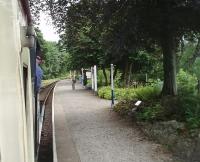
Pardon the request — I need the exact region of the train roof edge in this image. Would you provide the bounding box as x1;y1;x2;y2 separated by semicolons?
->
19;0;32;24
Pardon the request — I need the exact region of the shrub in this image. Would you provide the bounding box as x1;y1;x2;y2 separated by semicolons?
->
97;70;104;87
98;85;161;101
117;88;137;101
114;71;123;87
86;79;92;87
161;95;200;129
97;69;110;87
177;69;197;95
185;108;200;129
112;82;200;130
134;86;160;101
178;95;200;129
114;100;137;116
136;103;164;121
98;86;111;99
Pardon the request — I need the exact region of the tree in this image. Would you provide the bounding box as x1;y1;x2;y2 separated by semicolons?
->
136;0;200;95
31;0;200;95
35;28;69;79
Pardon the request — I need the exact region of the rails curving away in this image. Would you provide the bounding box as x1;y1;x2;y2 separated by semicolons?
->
37;82;57;162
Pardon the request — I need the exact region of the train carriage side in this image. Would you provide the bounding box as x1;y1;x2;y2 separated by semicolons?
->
0;0;38;162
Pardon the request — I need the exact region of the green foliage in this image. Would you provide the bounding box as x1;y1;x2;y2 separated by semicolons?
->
177;96;200;129
32;0;200;96
136;103;164;121
134;86;160;101
193;58;200;79
86;79;92;87
98;85;160;101
97;69;110;87
114;71;122;87
97;70;104;87
185;108;200;129
116;88;137;101
41;42;69;79
113;98;165;121
179;42;196;71
116;86;160;101
36;29;69;79
114;94;200;129
98;86;111;100
177;69;197;95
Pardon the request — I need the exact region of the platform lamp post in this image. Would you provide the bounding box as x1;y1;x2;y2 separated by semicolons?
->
81;68;84;85
111;64;115;108
91;67;94;90
94;65;98;94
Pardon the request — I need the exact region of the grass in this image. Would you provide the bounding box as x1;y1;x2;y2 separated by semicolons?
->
42;76;67;87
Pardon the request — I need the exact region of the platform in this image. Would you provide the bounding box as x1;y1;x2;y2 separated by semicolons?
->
53;80;173;162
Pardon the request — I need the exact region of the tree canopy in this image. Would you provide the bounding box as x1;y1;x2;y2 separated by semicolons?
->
30;0;200;95
35;28;69;79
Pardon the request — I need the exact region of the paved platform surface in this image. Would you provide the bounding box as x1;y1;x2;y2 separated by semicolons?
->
54;80;173;162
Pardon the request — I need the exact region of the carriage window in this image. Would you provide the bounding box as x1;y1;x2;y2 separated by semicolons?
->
23;66;28;106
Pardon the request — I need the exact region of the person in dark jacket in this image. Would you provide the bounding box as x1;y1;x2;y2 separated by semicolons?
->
36;56;43;93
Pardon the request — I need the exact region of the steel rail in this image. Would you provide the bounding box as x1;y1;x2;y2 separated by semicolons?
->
37;82;57;162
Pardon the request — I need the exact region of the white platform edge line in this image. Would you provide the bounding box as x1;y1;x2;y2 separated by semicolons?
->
52;82;58;162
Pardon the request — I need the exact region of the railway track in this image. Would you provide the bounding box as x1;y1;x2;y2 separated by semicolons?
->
37;82;57;162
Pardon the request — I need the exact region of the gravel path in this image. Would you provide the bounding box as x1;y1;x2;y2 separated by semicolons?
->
54;80;173;162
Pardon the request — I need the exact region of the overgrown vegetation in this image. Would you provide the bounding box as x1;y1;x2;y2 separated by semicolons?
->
36;28;69;80
30;0;200;131
177;69;197;95
98;85;160;101
96;69;200;129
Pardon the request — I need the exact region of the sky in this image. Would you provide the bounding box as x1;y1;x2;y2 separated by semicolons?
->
39;12;59;42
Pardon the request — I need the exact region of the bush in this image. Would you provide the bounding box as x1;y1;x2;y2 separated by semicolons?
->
86;79;92;87
178;95;200;129
136;103;164;121
97;70;104;87
117;86;160;101
110;77;200;130
98;85;161;101
177;69;197;95
114;71;123;87
114;100;137;116
117;88;136;101
98;86;111;99
143;95;200;129
186;109;200;129
97;69;110;87
134;86;160;101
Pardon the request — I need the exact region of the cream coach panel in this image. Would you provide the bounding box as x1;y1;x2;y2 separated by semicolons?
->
0;0;33;162
21;47;35;162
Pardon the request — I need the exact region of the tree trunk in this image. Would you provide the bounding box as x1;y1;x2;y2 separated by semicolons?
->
127;63;133;87
83;70;87;86
123;60;129;87
113;66;118;79
102;66;108;86
161;34;177;96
